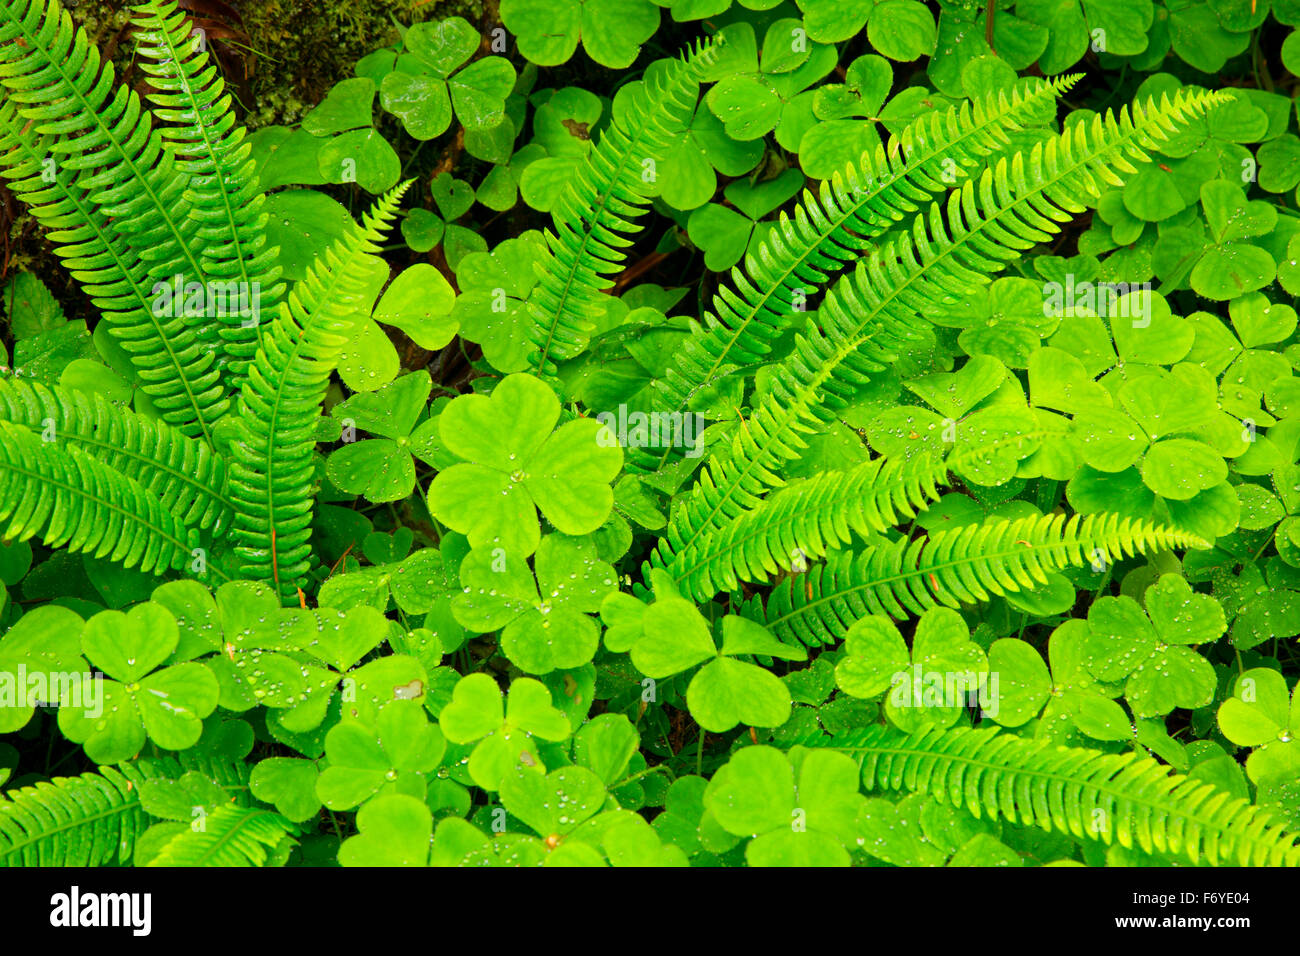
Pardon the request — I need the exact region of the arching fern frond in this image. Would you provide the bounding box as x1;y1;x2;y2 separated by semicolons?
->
0;0;227;444
0;419;206;575
527;39;719;376
665;452;948;601
748;512;1206;646
227;184;410;602
131;0;283;387
0;759;174;866
632;76;1075;472
146;805;298;866
652;89;1224;576
0;376;233;533
807;725;1300;867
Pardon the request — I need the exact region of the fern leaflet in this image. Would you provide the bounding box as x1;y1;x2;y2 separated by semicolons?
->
807;725;1300;867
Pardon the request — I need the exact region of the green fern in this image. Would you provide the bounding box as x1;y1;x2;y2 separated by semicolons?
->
807;725;1300;867
0;0;227;444
131;0;283;386
631;77;1075;471
652;90;1224;578
663;452;949;601
746;513;1206;646
0;760;172;866
0;419;209;575
527;39;718;376
146;805;298;866
226;184;410;601
0;375;233;532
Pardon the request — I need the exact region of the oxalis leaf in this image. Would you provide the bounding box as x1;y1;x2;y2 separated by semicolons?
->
429;373;623;556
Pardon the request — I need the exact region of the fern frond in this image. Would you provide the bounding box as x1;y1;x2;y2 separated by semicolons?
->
0;0;227;443
227;184;410;602
526;39;719;375
666;452;948;601
632;77;1075;471
0;760;173;866
748;513;1206;646
146;805;298;866
0;419;206;576
808;725;1300;867
0;376;233;532
652;89;1225;575
131;0;283;387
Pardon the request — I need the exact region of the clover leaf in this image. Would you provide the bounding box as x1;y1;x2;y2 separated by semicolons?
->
836;608;988;732
429;373;623;556
373;264;458;351
438;673;571;790
249;758;322;823
1219;560;1300;650
405;173;487;268
1190;181;1277;300
1081;574;1221;718
797;0;876;42
939;277;1060;369
599;815;689;866
572;713;640;785
316;128;401;195
379;19;516;140
317;540;462;648
339;793;433;866
857;794;949;866
653;97;764;211
216;589;425;732
327;372;433;503
650;774;740;859
263;190;355;281
302;77;376;136
500;0;660;68
451;234;549;373
1186;293;1296;393
316;700;447;809
867;1;937;61
704;746;865;866
430;816;554;866
138;769;229;826
334;259;401;393
620;593;805;731
517;89;604;213
453;535;616;674
0;605;85;733
1017;0;1153;74
1217;667;1300;783
686;169;804;270
703;21;836;143
302;78;401;193
1110;366;1228;500
58;603;220;764
986;622;1131;740
500;764;606;839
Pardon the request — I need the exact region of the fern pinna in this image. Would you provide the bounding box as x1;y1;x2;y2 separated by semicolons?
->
0;0;1293;872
